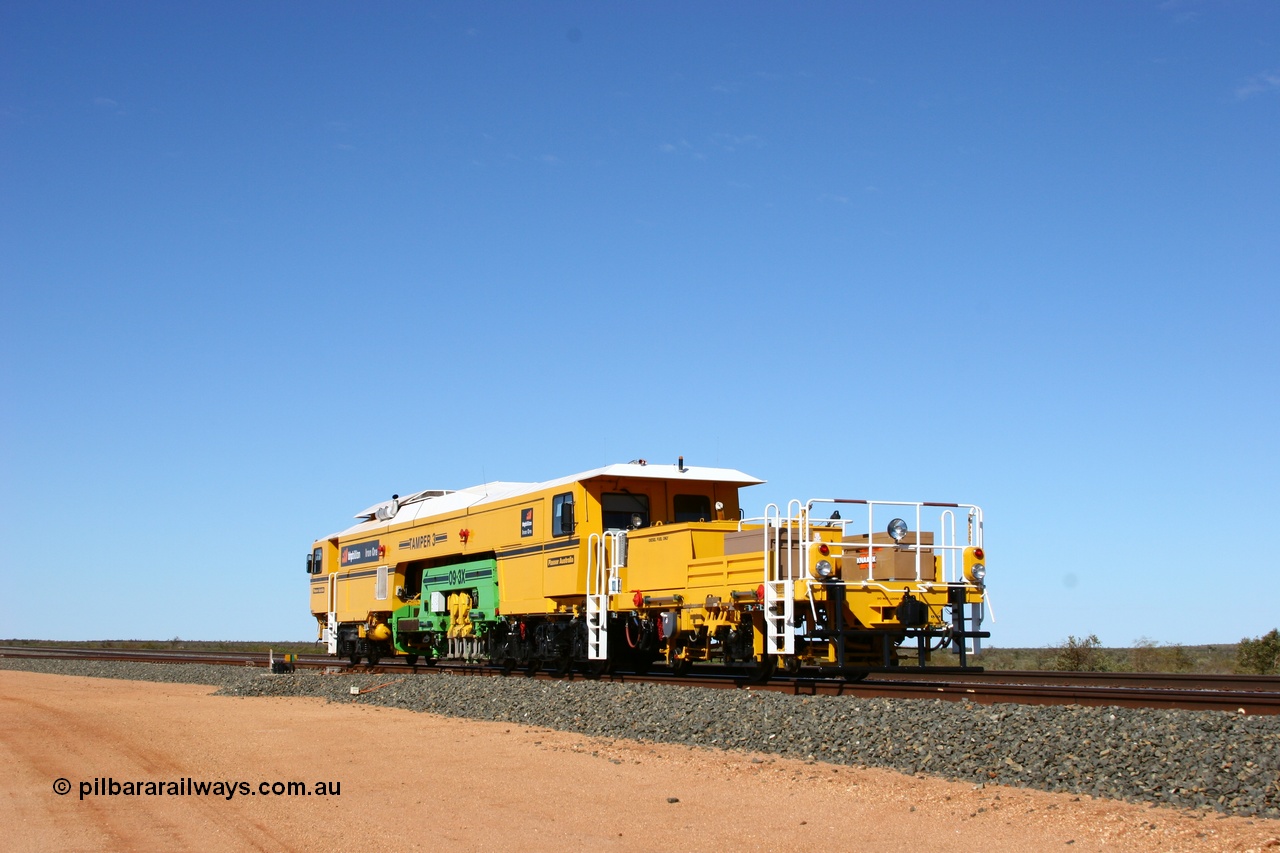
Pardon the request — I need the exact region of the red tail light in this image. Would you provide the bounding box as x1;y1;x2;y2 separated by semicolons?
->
818;543;830;556
756;584;765;602
632;590;644;608
973;548;984;560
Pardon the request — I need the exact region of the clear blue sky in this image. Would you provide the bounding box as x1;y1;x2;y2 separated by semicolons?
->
2;2;1277;648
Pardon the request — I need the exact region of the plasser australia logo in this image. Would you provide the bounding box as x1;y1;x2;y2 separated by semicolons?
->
340;541;380;567
521;507;534;538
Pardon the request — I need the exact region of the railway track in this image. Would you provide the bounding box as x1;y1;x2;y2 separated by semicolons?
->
5;645;1279;715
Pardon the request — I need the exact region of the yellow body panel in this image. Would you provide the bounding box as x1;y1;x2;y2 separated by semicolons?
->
311;475;746;626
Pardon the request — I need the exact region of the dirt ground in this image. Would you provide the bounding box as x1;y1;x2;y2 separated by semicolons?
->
2;670;1277;852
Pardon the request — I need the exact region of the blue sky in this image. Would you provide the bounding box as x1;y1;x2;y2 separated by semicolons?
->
2;2;1277;648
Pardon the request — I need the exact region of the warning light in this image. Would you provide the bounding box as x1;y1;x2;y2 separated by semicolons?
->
633;590;644;608
459;529;471;544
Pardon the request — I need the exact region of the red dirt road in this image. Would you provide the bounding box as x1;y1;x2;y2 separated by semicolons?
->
1;670;1276;852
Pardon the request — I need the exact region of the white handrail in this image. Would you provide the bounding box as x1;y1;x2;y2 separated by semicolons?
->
939;510;955;582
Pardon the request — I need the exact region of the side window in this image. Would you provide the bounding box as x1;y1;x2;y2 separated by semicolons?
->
552;492;575;537
311;547;323;574
603;492;649;530
673;494;711;523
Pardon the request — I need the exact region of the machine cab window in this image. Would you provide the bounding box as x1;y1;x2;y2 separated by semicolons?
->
673;494;711;523
308;546;323;575
552;492;575;537
602;492;649;530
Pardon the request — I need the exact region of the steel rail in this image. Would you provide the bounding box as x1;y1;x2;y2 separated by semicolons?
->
4;646;1278;715
865;668;1280;693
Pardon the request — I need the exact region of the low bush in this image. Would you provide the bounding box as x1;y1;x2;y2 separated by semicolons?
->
1236;628;1280;675
1052;634;1108;672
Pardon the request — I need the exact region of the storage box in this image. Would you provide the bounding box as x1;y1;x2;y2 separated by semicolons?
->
843;532;935;581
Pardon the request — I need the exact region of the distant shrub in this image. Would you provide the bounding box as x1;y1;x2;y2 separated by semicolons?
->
1052;634;1108;672
1236;629;1280;675
1130;637;1194;673
1130;637;1160;672
1164;644;1194;673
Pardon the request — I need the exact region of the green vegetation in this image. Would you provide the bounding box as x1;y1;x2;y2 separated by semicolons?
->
1236;628;1280;675
1052;634;1108;672
932;639;1241;674
1129;636;1195;673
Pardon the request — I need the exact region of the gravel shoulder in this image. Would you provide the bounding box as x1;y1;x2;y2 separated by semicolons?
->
2;660;1279;852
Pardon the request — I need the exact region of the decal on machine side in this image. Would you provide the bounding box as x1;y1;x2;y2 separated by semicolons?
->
422;566;495;586
399;532;449;550
340;541;380;566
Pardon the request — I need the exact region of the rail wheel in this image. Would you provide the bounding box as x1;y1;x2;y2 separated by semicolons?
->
584;659;610;679
669;634;695;676
745;655;776;685
524;658;541;677
367;646;381;667
843;670;868;682
550;653;573;678
348;648;361;667
404;654;419;667
496;656;516;676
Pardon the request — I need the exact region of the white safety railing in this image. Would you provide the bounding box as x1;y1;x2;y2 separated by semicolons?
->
740;498;988;649
759;504;795;655
586;531;627;661
325;573;338;654
801;498;983;585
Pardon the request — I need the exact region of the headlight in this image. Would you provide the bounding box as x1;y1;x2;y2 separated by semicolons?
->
887;518;908;543
971;563;986;581
812;559;834;579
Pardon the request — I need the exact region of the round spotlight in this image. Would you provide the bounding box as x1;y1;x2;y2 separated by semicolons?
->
887;518;908;543
971;563;986;582
811;559;834;579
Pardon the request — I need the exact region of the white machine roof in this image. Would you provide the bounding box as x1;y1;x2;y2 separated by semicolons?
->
330;462;763;540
